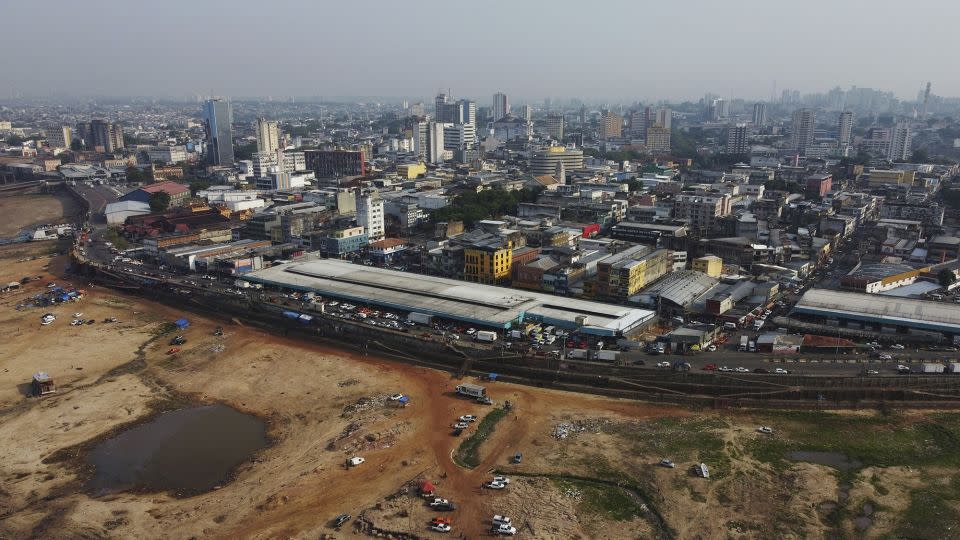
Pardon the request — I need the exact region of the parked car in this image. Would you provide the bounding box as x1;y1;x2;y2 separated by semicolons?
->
703;364;717;371
332;514;351;528
512;452;522;464
879;353;893;361
491;475;511;484
753;368;769;374
430;523;452;533
492;516;513;526
774;368;790;374
656;361;670;368
660;459;676;468
718;366;733;372
890;344;905;350
492;524;517;536
757;426;774;434
459;415;478;422
484;480;506;489
453;421;469;430
735;367;749;373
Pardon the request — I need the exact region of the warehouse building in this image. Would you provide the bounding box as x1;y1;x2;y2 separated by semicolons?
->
793;288;960;336
244;259;655;336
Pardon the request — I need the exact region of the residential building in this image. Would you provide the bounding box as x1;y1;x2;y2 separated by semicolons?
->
315;226;368;258
356;190;385;241
889;122;912;161
656;108;672;130
591;246;671;300
78;119;124;153
396;162;427;179
790;108;815;156
726;123;748;155
544;113;564;140
304;149;365;177
645;125;671;154
203;98;234;166
255;117;280;154
600;111;623;139
752;103;767;126
147;145;188;165
491;115;531;141
119;181;190;207
838;111;853;147
673;193;732;235
464;237;513;285
426;122;447;163
805;174;833;199
492;92;509;121
443;123;476;150
47;126;72;149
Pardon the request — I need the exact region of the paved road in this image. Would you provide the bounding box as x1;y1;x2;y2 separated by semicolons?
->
72;183;124;223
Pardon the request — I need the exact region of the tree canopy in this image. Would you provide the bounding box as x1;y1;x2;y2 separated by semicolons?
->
938;268;957;288
430;187;540;226
148;191;171;212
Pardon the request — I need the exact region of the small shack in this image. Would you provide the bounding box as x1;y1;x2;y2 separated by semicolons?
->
174;318;190;330
32;372;56;396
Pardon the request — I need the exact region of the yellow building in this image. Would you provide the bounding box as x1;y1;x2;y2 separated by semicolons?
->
396;162;427;179
692;255;722;277
594;246;670;300
465;239;513;285
866;169;915;186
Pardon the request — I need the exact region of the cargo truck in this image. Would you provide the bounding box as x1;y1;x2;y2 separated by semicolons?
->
566;349;589;360
739;335;749;351
922;363;945;373
596;350;620;362
950;363;960;374
407;312;433;325
476;330;498;342
455;384;487;398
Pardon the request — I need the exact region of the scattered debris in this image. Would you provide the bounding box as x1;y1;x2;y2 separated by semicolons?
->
552;418;611;439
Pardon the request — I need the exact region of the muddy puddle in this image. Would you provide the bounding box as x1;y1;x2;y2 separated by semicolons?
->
86;404;268;496
787;451;862;472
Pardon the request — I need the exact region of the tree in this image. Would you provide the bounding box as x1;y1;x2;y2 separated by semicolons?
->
910;149;929;163
149;191;171;212
234;142;257;160
938;268;956;288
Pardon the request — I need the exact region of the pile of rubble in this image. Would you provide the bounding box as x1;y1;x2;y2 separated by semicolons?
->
341;394;390;417
552;418;611;439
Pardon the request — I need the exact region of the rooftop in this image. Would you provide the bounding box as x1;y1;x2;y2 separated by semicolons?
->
794;288;960;333
244;259;655;335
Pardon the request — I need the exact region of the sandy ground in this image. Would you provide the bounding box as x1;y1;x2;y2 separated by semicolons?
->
0;192;80;236
0;233;955;538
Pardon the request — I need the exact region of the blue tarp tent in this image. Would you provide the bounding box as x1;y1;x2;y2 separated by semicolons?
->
488;373;498;381
174;318;189;329
398;396;410;404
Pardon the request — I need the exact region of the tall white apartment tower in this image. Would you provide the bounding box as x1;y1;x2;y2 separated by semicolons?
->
356;190;385;241
256;117;280;154
492;92;509;121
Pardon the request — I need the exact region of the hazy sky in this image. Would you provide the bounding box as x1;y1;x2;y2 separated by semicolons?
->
4;0;958;102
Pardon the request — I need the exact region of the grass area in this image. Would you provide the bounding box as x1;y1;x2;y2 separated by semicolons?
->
898;473;960;538
453;406;508;468
605;416;730;477
553;478;646;521
744;411;960;478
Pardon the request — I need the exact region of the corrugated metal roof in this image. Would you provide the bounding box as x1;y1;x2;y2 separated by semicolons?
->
795;288;960;332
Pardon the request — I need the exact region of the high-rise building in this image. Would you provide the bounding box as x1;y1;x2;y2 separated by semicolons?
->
752;103;767;126
78;120;124;153
304;149;366;177
711;99;729;121
790;108;816;156
492;92;509;121
888;122;912;161
726;123;749;155
203;98;234;166
838;111;853;147
517;104;533;124
427;122;446;164
600;111;623;139
645;125;671;154
412;121;429;160
255;117;280;154
656;108;672;131
529;146;584;175
443;123;476;150
356;190;385;241
544;113;564;140
434;93;451;121
47;126;72;149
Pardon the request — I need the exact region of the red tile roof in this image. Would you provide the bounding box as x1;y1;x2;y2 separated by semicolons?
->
141;181;189;196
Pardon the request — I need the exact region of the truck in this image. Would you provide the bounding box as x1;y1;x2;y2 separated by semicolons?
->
476;330;498;343
950;363;960;374
509;330;524;339
566;349;589;360
922;363;945;373
455;384;487;398
748;340;757;352
407;312;433;325
739;335;749;351
596;350;620;362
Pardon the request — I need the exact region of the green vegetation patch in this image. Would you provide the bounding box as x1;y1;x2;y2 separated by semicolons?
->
745;412;960;476
553;478;645;522
453;406;508;468
897;474;960;538
605;416;730;477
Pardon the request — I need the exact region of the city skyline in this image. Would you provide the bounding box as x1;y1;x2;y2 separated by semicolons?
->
3;0;959;102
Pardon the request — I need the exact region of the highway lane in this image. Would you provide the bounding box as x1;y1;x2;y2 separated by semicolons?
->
72;183;124;224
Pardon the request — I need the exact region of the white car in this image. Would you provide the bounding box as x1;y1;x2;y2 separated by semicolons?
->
389;394;405;401
466;328;477;335
74;312;83;318
459;415;478;422
757;426;774;434
890;344;905;350
493;524;517;535
347;456;365;467
735;367;749;373
491;475;511;484
430;523;452;533
707;345;717;352
718;366;733;372
656;361;671;368
454;421;470;429
492;515;512;526
774;368;790;374
429;498;451;507
485;480;507;489
660;459;676;468
878;354;893;361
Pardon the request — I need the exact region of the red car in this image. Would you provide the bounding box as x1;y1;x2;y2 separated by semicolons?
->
166;347;180;355
703;363;717;371
431;517;452;525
